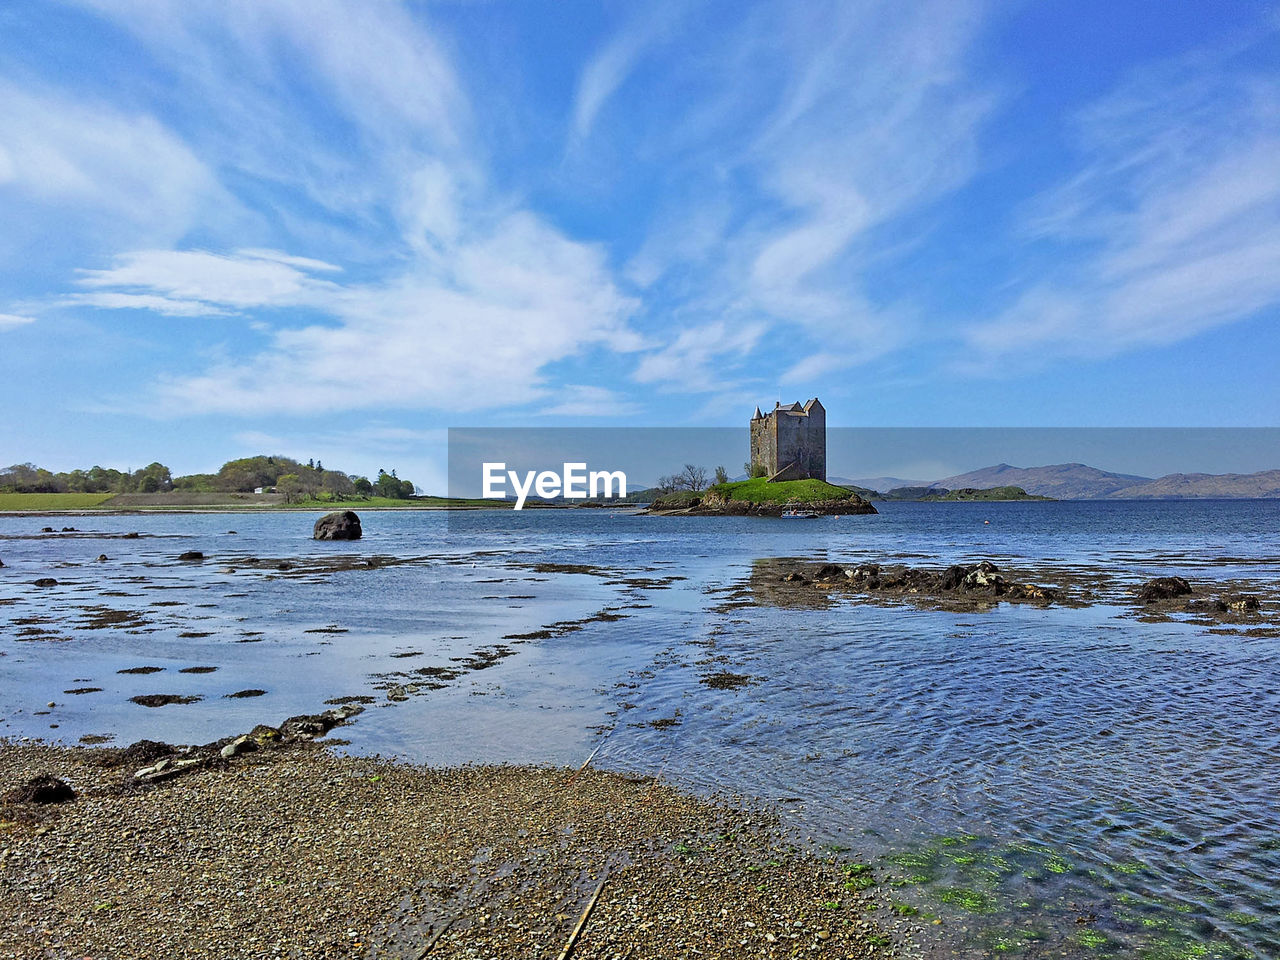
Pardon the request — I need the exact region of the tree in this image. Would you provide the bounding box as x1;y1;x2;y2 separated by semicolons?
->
714;465;729;485
677;464;708;491
135;462;171;493
657;465;709;492
352;476;373;496
216;455;301;492
321;470;355;498
276;474;304;504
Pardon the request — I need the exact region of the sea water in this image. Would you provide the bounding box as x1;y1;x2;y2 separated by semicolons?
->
2;500;1278;958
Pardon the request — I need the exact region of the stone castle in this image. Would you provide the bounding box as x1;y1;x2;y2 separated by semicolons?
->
749;398;826;481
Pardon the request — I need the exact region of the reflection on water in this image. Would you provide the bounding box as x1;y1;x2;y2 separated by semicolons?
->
1;501;1279;958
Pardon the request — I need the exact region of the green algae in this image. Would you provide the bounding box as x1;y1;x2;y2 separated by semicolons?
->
939;886;998;913
874;829;1265;960
1075;930;1109;949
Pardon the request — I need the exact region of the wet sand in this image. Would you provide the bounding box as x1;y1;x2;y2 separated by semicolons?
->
0;741;904;959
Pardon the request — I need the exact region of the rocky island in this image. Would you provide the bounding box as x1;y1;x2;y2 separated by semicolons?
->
648;477;877;516
648;399;876;516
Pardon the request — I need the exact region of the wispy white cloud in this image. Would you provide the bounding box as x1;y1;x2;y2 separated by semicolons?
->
538;385;643;418
138;214;639;414
37;3;642;416
632;320;767;391
76;249;340;309
616;0;994;382
63;293;234;317
571;4;685;141
966;51;1280;364
0;313;36;329
0;81;235;248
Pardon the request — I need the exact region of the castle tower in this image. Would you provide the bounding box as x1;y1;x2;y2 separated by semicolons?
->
749;398;826;481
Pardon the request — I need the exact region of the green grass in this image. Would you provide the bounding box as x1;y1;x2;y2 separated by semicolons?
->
922;486;1051;501
0;492;117;510
0;491;505;511
706;477;867;505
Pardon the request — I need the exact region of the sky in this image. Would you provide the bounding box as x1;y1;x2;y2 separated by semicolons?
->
2;0;1279;492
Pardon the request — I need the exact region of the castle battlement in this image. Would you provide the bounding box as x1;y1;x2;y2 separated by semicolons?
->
749;398;826;481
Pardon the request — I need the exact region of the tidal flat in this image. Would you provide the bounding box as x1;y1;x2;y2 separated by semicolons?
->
1;502;1279;958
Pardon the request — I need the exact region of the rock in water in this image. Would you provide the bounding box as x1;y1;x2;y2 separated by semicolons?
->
813;564;848;581
1137;576;1192;603
313;510;362;541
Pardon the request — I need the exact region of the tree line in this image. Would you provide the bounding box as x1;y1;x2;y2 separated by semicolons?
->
0;456;418;501
653;464;730;493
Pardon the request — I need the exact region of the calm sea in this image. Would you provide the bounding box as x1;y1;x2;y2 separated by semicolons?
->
2;500;1278;959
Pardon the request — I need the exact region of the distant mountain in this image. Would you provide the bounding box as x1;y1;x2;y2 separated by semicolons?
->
932;463;1153;500
835;475;933;492
1107;470;1280;499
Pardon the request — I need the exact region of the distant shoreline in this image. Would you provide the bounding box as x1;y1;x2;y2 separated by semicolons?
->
5;495;1280;518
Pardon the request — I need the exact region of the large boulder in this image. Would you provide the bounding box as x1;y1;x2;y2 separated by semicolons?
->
1137;576;1192;603
313;511;362;541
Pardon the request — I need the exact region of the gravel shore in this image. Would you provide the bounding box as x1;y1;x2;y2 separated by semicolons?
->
1;742;901;959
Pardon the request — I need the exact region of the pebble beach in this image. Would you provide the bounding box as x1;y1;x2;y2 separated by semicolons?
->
0;741;903;959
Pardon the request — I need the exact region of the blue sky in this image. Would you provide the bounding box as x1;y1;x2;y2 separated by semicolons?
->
2;1;1279;491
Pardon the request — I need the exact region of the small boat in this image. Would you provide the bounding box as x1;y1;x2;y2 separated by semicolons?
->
781;508;820;519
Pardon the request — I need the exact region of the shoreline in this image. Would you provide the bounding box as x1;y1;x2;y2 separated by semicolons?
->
0;739;905;959
5;495;1280;518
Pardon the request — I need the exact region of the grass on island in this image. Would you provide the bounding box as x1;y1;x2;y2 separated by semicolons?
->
708;477;867;504
922;486;1051;502
0;492;117;511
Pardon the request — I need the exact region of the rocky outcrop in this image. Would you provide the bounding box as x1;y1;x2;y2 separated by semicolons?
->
682;493;876;517
313;510;362;540
123;704;365;785
797;559;1060;604
1136;577;1192;603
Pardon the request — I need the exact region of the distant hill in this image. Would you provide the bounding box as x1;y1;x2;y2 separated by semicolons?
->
1107;470;1280;499
931;463;1152;499
834;475;932;492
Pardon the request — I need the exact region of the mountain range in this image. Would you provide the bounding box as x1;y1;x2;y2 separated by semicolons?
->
840;463;1280;499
